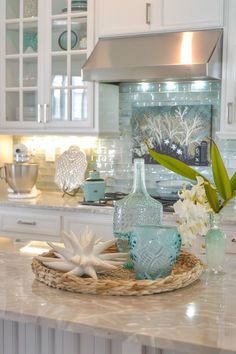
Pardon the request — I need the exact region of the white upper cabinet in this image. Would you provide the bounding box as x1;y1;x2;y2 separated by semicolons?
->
96;0;224;38
218;0;236;138
161;0;224;30
0;0;97;133
96;0;161;37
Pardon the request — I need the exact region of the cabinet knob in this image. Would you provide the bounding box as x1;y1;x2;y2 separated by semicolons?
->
146;3;151;25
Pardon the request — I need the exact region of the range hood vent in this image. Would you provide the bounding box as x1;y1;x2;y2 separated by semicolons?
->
82;29;223;83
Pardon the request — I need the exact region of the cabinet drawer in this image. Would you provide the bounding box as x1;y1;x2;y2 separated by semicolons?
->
0;212;61;236
63;213;113;240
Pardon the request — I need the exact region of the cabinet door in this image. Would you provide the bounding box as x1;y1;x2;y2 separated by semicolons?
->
162;0;224;29
0;0;95;132
96;0;160;37
44;0;94;129
0;0;40;129
218;0;236;138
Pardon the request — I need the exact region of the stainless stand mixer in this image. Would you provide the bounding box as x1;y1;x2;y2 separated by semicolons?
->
0;144;39;198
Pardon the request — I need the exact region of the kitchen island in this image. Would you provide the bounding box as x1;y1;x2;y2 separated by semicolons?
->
0;247;236;354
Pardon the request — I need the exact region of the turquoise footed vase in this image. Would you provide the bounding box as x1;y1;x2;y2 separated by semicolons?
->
205;213;226;274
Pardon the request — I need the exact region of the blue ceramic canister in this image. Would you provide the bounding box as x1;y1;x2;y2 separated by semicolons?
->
81;170;105;202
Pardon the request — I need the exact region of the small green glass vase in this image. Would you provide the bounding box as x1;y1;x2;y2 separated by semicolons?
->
205;213;226;274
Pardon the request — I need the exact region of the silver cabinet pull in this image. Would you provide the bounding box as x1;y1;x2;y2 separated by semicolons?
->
146;3;151;24
227;102;233;124
17;220;37;226
37;104;42;123
43;103;49;123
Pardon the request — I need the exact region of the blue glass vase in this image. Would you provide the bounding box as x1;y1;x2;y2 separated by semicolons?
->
113;158;163;252
129;225;182;280
205;213;226;274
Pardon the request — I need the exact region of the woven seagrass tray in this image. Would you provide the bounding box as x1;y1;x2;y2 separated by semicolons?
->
32;250;205;296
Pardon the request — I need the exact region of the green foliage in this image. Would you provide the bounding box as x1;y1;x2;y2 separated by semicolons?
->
230;172;236;192
148;140;236;213
149;149;201;181
211;141;232;200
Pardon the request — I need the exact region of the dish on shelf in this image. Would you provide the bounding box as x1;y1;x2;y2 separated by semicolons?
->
58;30;78;51
62;4;87;12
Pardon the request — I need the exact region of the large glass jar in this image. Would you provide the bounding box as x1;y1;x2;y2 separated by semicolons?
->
113;158;163;252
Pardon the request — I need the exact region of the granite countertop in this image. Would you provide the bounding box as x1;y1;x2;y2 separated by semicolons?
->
0;191;236;222
0;248;236;354
0;191;114;214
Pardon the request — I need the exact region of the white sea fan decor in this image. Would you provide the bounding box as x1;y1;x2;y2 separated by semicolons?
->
37;228;128;280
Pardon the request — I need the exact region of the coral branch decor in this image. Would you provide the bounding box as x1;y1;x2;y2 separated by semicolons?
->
36;227;128;280
132;105;212;165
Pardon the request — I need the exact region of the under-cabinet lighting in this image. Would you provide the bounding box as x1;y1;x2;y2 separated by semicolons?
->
191;81;207;90
165;82;177;91
139;83;150;92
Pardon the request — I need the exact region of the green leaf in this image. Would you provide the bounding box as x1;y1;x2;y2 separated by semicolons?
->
211;141;232;201
230;172;236;192
149;148;200;181
204;182;220;213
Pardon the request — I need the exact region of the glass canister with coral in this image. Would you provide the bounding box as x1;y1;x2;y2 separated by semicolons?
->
113;158;163;252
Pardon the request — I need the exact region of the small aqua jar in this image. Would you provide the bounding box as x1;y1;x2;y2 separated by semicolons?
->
129;225;182;280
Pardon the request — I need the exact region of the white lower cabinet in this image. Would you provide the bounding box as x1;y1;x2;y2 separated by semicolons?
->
62;213;114;240
0;207;61;241
0;206;113;242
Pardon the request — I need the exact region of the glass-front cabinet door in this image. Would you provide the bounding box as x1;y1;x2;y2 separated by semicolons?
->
48;0;92;127
3;0;39;126
0;0;94;131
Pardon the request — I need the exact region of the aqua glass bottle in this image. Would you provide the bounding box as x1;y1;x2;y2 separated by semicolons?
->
205;212;226;274
113;158;163;252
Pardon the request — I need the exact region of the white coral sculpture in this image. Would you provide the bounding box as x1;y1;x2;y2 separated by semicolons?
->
37;227;128;280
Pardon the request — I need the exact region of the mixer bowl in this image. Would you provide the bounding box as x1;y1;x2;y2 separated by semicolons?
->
3;163;38;193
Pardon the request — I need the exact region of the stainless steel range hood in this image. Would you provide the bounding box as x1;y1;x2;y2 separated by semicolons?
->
82;29;222;82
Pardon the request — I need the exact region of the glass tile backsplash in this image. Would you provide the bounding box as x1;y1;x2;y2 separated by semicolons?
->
13;80;236;194
97;80;222;193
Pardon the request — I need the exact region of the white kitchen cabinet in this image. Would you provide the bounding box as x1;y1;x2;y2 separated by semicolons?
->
0;0;98;134
217;0;236;139
96;0;161;37
96;0;223;38
63;212;113;240
161;0;224;30
0;207;61;241
0;205;113;242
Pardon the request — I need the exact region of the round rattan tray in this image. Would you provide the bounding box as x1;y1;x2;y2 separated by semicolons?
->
32;250;205;296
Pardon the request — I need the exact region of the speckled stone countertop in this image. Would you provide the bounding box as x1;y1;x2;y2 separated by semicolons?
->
0;191;236;222
0;191;114;214
0;248;236;354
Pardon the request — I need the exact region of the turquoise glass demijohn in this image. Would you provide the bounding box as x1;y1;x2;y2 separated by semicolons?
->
113;158;163;252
